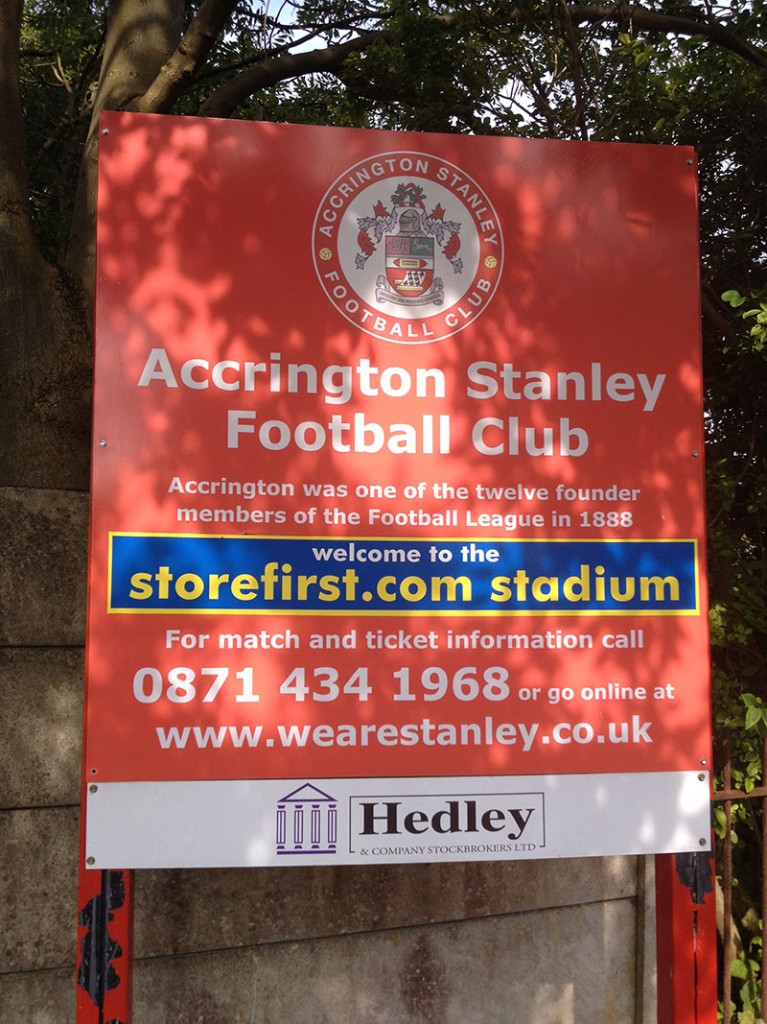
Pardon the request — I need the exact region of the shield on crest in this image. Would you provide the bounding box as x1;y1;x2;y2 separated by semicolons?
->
385;210;435;300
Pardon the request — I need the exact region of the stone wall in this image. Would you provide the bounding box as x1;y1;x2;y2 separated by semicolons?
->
0;485;656;1023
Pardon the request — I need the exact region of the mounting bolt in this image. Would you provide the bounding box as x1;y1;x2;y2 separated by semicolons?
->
700;758;707;766
699;838;707;847
99;439;107;447
698;773;706;781
86;856;96;865
89;784;98;793
101;128;109;136
692;450;699;457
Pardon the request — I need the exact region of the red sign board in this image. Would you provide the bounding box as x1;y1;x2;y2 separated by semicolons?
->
84;112;711;867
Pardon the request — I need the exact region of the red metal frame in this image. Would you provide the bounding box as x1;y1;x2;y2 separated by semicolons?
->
656;851;718;1024
76;795;133;1024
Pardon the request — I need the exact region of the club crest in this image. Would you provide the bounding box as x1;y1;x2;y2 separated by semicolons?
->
313;152;502;343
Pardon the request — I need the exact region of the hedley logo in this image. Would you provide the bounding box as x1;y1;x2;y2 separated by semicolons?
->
313;152;503;343
350;791;545;852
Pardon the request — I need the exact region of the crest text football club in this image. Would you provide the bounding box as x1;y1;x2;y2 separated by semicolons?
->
313;152;503;343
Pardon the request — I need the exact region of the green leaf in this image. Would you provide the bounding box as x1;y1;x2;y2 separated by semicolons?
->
732;958;749;979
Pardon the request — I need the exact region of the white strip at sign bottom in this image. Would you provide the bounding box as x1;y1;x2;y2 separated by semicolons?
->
84;771;711;869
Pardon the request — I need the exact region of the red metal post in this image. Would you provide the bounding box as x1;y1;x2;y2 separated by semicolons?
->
76;790;134;1024
655;850;717;1024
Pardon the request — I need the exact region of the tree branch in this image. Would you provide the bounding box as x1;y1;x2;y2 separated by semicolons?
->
196;9;476;118
133;0;240;114
192;22;358;85
570;4;767;71
89;0;184;117
198;31;388;118
197;2;765;122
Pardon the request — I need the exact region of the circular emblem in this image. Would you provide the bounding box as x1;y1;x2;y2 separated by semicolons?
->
312;152;503;344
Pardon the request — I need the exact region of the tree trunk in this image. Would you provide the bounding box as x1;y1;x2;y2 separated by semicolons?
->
0;0;91;488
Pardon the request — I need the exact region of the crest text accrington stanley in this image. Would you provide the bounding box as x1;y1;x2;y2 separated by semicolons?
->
313;151;503;344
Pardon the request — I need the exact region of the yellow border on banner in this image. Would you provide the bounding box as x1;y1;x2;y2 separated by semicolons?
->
105;532;701;617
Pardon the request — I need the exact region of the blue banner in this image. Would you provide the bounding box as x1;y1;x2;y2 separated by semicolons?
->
108;534;699;615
